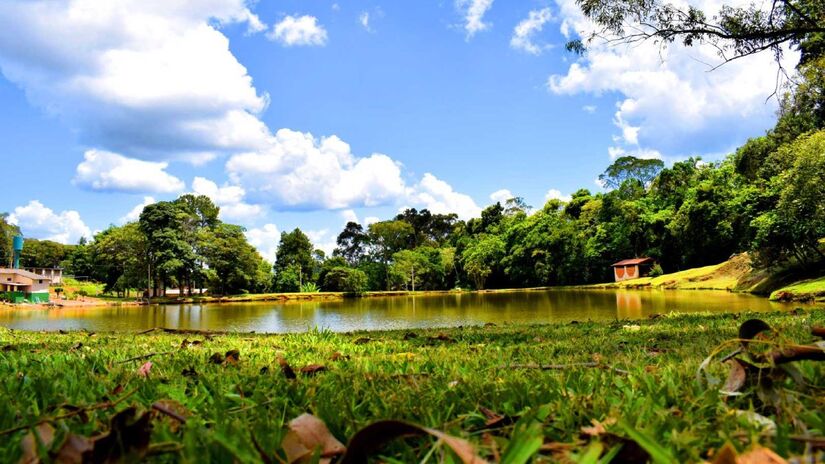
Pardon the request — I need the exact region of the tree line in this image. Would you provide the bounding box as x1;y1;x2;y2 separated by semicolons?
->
2;59;823;296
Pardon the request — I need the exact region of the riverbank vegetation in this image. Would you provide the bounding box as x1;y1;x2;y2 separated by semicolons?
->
1;310;823;462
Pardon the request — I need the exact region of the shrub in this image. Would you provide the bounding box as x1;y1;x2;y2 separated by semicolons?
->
649;263;664;277
323;267;368;293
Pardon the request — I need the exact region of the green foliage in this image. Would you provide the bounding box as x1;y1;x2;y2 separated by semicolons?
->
598;156;665;189
323;266;368;293
273;229;314;292
649;263;664;277
300;282;320;293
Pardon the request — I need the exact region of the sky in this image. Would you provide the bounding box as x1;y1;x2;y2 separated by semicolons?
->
0;0;795;261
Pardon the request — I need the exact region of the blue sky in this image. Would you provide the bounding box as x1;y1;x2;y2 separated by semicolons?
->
0;0;788;260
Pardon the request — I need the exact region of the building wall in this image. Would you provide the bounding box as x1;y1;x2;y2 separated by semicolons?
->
613;265;640;282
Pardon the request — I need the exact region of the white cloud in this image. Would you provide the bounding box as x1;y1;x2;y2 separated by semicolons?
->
245;223;280;263
407;173;481;220
607;146;662;160
489;189;513;204
549;0;797;158
0;1;270;164
582;105;597;114
8;200;92;244
268;15;328;46
511;8;552;55
545;189;571;202
191;176;263;222
120;196;156;224
359;12;372;32
226;129;407;210
306;229;337;256
456;0;494;39
341;209;359;224
73;150;185;194
364;216;380;226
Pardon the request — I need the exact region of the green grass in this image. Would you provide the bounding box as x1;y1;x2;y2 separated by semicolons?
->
1;310;823;462
770;277;825;301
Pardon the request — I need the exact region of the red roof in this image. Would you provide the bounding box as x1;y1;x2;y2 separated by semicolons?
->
611;258;654;267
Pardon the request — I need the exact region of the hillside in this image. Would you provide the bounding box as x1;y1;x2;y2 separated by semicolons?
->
588;254;825;302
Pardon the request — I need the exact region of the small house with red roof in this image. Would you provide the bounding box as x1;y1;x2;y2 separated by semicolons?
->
611;258;655;282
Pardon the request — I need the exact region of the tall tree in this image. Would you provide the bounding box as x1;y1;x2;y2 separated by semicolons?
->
273;228;314;292
599;156;665;189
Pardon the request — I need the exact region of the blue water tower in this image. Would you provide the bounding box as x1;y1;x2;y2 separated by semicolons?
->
12;235;23;269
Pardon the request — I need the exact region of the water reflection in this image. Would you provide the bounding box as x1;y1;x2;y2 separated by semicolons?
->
0;289;811;333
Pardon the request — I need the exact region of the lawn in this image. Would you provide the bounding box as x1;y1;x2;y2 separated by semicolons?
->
1;309;823;462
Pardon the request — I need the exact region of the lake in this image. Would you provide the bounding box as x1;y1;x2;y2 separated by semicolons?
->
0;289;814;333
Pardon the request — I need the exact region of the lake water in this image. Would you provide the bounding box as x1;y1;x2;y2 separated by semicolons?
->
0;289;815;333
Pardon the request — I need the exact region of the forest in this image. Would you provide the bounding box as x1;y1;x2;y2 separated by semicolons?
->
2;57;824;296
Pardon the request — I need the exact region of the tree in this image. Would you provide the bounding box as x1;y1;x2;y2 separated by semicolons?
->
273;228;314;292
139;201;194;297
200;223;266;295
90;223;148;296
569;0;825;66
461;234;505;289
323;267;368;293
599;156;665;189
334;222;368;265
367;220;415;290
0;213;20;267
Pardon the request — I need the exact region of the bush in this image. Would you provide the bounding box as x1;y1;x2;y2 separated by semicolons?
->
649;263;664;277
323;267;368;293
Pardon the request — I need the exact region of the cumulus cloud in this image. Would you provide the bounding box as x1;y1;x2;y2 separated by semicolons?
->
8;201;92;244
120;196;156;224
456;0;494;39
306;229;337;256
268;15;328;46
407;173;481;220
227;129;406;210
73;150;185;194
191;176;262;222
545;189;571;202
549;0;797;159
341;209;359;224
511;8;553;55
245;223;280;262
489;189;513;204
0;1;270;164
364;216;380;226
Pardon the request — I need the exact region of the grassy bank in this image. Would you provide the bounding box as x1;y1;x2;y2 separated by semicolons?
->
771;277;825;302
1;310;824;462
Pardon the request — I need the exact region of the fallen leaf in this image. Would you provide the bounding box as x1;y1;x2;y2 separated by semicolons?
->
403;332;418;340
299;364;326;376
340;419;487;464
278;357;297;380
137;361;152;378
53;434;93;464
737;446;787;464
208;352;223;364
477;407;516;430
88;407;153;463
330;352;350;361
19;423;55;464
354;337;371;345
280;414;346;463
721;359;747;394
224;350;240;365
70;342;83;351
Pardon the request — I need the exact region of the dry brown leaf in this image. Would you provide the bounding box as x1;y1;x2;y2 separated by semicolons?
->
340;419;487;464
18;423;55;464
299;364;326;376
330;352;349;361
53;434;93;464
722;359;747;394
737;446;787;464
153;400;190;432
278;356;297;380
224;350;240;365
280;414;346;463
